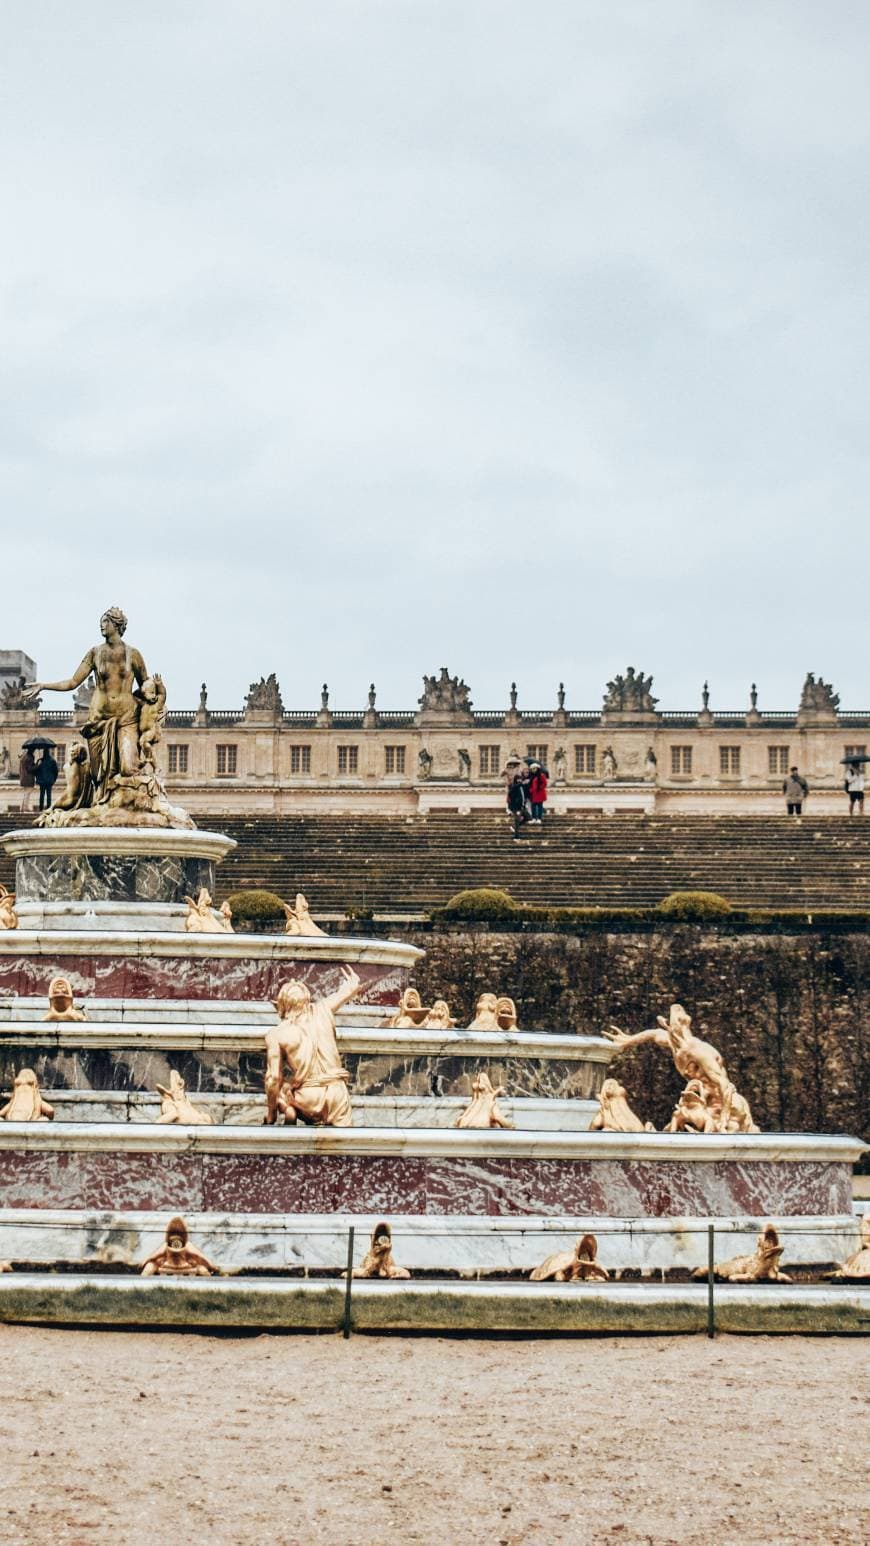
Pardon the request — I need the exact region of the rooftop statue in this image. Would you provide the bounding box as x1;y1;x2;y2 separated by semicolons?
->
605;1003;759;1135
1;675;39;710
799;672;840;716
22;606;193;828
530;1233;609;1283
264;967;361;1126
245;673;283;714
418;667;472;716
603;667;658;714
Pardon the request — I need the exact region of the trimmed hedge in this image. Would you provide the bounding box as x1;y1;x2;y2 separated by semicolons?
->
656;890;732;921
438;888;520;921
428;898;869;932
222;889;286;923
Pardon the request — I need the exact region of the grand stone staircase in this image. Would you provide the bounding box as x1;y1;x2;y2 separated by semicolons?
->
2;811;867;914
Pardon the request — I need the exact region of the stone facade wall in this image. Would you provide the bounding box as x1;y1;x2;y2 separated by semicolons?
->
0;709;867;814
407;926;870;1152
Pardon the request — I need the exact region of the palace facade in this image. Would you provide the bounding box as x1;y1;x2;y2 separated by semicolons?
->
0;666;866;816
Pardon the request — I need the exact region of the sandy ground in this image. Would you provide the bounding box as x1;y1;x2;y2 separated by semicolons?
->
0;1329;865;1545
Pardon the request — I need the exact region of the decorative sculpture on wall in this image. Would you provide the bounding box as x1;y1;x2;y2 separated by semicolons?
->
693;1223;791;1282
245;673;284;714
1;675;39;709
140;1217;218;1277
589;1078;654;1133
601;746;617;780
829;1214;870;1280
351;1221;410;1280
283;894;327;937
603;668;658;714
468;992;499;1030
496;996;518;1031
264;967;361;1126
184;888;234;934
530;1233;609;1283
422;999;457;1029
155;1070;213;1126
388;988;430;1028
799;673;839;716
455;1070;513;1129
418;668;472;716
0;886;18;931
417;748;432;780
605;1003;759;1134
0;1069;54;1122
21;606;192;829
553;747;567;784
43;976;87;1023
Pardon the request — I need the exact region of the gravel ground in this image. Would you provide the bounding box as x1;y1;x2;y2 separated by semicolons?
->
0;1328;865;1545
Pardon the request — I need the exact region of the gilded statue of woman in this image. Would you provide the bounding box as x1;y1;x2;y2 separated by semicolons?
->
24;607;147;806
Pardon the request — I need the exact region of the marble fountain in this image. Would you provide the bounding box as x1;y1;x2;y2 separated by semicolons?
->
0;608;863;1331
0;818;862;1296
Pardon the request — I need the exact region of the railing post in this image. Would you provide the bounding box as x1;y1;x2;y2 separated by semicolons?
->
706;1224;715;1339
343;1226;355;1339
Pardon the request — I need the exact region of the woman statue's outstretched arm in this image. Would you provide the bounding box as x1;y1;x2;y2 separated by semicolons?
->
23;649;95;699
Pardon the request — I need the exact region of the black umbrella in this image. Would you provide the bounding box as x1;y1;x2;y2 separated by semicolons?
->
840;753;870;765
21;736;57;751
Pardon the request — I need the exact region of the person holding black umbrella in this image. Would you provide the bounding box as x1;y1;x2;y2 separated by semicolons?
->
18;747;37;811
35;749;59;811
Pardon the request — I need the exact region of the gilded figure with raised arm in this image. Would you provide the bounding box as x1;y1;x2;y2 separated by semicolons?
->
264;966;361;1126
605;1003;758;1134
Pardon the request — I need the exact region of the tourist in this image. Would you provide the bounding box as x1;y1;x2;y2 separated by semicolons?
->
844;761;865;815
782;765;808;817
35;750;59;812
18;747;37;811
506;771;528;840
528;760;549;823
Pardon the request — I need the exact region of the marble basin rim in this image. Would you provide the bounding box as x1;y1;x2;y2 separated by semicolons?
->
0;929;423;968
1;827;237;862
0;1122;861;1164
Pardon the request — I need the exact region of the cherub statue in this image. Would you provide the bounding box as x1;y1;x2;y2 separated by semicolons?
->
140;1216;219;1277
387;987;430;1028
422;999;457;1029
828;1214;870;1280
455;1070;514;1129
184;887;233;934
134;674;167;763
530;1233;609;1283
589;1077;654;1133
351;1221;410;1280
0;1068;55;1122
155;1070;213;1126
283;893;326;937
0;887;18;931
43;976;87;1023
468;992;499;1030
605;1003;759;1134
694;1223;790;1283
496;996;518;1031
264;967;361;1126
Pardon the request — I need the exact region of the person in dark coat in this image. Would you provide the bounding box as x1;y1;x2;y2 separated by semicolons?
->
35;751;59;811
18;748;37;812
506;771;528;840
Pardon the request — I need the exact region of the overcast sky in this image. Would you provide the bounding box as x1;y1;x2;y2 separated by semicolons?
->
1;2;868;713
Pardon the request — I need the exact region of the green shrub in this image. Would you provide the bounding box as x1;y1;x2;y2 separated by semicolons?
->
656;890;732;920
436;887;520;921
222;889;287;922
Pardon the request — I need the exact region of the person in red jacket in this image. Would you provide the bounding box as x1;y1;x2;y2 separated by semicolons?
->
528;762;548;823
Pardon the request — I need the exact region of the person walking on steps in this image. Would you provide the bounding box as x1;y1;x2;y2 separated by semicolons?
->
845;761;865;815
18;748;37;812
528;761;549;823
507;770;528;840
783;765;808;817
